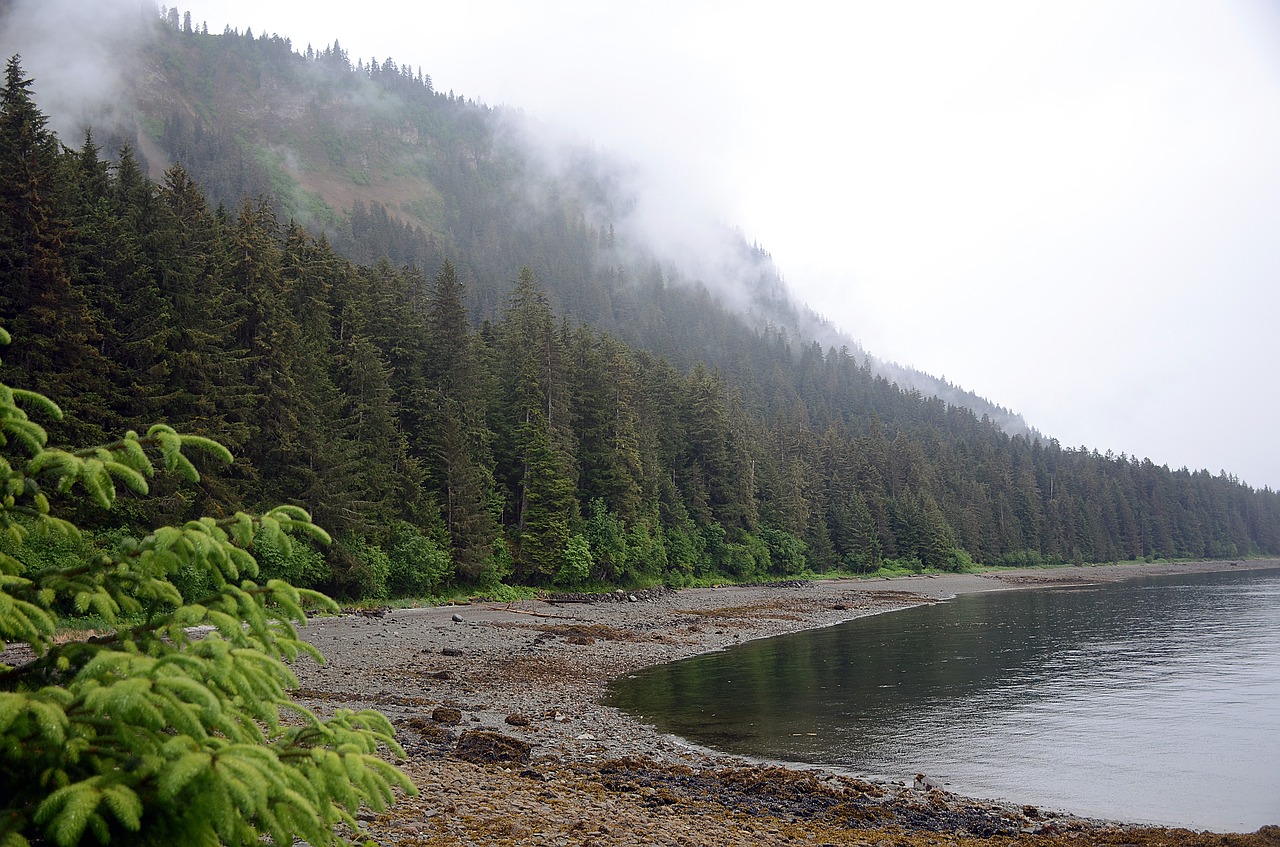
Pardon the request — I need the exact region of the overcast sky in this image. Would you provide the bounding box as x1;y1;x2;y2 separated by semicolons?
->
169;3;1280;488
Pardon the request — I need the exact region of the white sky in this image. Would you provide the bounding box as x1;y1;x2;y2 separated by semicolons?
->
181;0;1280;490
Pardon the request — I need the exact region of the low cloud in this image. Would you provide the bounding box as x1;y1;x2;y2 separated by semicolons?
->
0;0;152;140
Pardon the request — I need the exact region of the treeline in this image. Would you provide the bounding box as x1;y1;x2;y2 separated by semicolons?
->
3;57;1280;601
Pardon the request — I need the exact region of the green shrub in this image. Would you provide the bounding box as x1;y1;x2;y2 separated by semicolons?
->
939;547;978;572
760;527;807;575
386;521;452;597
477;538;515;591
253;530;330;589
625;518;667;583
554;533;593;587
332;535;393;600
662;507;703;581
583;499;628;581
880;555;925;574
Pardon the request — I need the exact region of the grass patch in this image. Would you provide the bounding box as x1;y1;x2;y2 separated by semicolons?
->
336;581;537;612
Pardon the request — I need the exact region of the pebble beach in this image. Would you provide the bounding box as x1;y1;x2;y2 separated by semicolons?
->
293;560;1280;846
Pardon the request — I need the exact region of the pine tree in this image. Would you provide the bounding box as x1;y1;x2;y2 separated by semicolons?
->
493;269;577;581
95;146;178;425
680;365;740;528
332;331;423;534
514;408;577;583
569;327;644;523
0;56;114;445
420;259;497;576
223;200;315;513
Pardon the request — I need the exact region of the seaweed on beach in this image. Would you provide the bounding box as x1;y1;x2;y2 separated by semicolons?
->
568;758;1280;845
531;623;641;641
577;758;1039;837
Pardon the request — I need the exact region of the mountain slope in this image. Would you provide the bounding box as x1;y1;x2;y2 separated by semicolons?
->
122;20;1034;436
1;11;1277;600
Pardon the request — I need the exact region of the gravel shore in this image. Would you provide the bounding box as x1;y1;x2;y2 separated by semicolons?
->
295;560;1280;845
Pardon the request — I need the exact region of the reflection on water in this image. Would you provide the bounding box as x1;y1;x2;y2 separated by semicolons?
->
606;568;1280;832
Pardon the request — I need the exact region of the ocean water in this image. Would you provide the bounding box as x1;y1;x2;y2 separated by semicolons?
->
605;567;1280;832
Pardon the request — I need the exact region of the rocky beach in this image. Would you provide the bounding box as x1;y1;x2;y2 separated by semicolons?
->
293;560;1280;846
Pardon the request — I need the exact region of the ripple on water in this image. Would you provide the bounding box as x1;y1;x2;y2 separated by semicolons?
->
607;567;1280;832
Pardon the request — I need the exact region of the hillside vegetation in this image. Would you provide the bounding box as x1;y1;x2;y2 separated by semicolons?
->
130;15;1032;433
2;16;1279;601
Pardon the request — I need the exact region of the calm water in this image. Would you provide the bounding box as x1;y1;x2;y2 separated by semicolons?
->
606;568;1280;831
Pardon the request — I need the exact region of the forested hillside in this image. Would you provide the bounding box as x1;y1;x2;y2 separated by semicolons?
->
123;14;1034;436
3;23;1279;600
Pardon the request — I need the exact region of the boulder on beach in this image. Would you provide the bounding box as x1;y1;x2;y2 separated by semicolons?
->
453;730;532;765
431;706;463;725
914;773;942;791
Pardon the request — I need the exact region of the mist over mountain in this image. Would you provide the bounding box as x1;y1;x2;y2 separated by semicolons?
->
0;0;1031;437
1;3;1276;598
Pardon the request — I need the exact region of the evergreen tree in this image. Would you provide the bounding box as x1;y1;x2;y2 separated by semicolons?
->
493;269;577;581
0;328;413;845
679;365;740;528
0;56;113;444
331;331;424;535
569;327;644;523
514;407;577;583
420;259;497;577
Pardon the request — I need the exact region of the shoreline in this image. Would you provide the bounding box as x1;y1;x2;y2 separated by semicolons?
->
293;559;1280;846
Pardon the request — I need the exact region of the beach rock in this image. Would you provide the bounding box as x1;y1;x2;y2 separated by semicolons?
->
453;730;532;765
431;706;463;725
505;713;531;726
431;670;454;680
401;716;455;745
1253;824;1280;844
442;647;463;657
451;613;464;622
914;773;942;791
545;586;672;604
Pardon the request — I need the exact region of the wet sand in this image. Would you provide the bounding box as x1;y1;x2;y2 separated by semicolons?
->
296;560;1280;846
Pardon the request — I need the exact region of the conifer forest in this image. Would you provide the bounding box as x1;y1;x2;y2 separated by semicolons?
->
3;16;1280;602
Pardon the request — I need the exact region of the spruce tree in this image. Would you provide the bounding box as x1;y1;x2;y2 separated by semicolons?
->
493;269;577;581
0;327;413;846
0;56;114;446
514;408;577;583
569;328;644;523
420;259;497;577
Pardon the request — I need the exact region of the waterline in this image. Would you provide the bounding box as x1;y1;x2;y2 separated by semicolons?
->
607;568;1280;832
